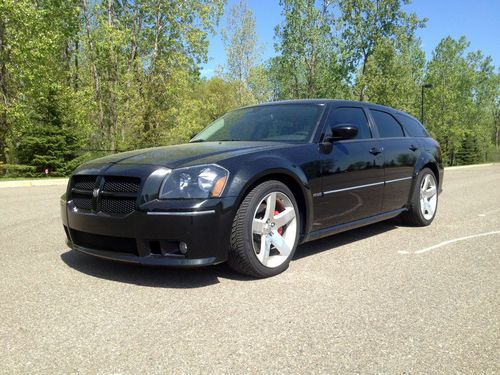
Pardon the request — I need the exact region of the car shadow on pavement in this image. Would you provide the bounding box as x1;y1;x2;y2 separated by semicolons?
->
293;221;398;260
60;250;254;289
61;220;399;288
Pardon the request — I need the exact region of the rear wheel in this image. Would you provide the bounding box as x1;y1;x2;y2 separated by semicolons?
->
228;180;300;278
401;167;438;226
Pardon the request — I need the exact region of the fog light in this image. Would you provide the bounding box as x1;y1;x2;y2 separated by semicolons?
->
179;242;188;254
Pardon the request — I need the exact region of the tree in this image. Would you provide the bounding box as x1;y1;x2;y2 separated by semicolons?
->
0;0;498;173
273;0;348;99
0;0;225;172
0;7;8;162
79;0;225;151
247;65;273;103
16;88;85;175
336;0;426;100
0;0;85;172
221;0;268;105
360;33;426;116
425;36;497;165
163;77;243;144
492;74;500;149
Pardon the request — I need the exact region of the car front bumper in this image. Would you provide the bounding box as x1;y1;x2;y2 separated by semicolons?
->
61;196;237;267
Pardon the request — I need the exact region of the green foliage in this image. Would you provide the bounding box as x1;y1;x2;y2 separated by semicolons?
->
272;0;350;99
271;1;498;166
0;0;498;176
336;0;426;100
361;35;425;117
195;78;242;122
0;0;225;175
0;163;37;178
220;0;271;105
425;36;497;165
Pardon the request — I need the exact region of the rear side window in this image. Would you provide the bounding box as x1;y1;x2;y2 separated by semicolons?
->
370;110;405;138
395;114;429;137
329;107;371;139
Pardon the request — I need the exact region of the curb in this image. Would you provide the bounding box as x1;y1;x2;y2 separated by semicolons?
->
0;178;68;188
0;163;496;188
445;163;496;171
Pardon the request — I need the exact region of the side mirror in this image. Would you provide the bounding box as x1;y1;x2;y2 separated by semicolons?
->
325;124;358;142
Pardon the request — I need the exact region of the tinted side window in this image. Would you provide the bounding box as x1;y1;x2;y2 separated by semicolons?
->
330;107;371;139
370;110;404;138
395;114;429;137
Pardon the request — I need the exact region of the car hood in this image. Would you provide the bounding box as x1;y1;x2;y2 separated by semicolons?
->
77;141;290;170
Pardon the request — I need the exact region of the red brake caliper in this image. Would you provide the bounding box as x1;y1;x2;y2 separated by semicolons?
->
274;210;284;235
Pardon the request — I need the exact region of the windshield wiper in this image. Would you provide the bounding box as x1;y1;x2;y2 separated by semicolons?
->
191;139;240;143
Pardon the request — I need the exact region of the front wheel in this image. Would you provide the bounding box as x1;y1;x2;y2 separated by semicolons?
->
401;167;438;226
227;180;300;278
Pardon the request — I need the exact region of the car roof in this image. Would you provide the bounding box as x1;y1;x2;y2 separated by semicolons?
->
242;99;420;123
244;99;392;111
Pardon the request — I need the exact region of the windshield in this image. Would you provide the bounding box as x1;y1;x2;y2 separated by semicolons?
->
191;104;324;143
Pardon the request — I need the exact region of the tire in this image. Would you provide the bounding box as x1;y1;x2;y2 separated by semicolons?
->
227;180;300;278
401;167;438;226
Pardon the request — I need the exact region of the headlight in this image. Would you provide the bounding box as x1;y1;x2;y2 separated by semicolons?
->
159;164;229;199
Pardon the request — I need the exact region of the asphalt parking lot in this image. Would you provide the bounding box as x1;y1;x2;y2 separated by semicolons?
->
1;164;499;374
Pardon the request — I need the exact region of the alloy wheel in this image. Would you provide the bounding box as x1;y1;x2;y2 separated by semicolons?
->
420;173;437;220
251;191;297;268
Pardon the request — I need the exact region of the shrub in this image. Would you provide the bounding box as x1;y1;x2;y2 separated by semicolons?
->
0;163;38;178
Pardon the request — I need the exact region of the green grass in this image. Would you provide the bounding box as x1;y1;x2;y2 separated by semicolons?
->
0;176;68;181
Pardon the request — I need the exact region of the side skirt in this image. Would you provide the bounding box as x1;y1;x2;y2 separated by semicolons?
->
303;208;407;243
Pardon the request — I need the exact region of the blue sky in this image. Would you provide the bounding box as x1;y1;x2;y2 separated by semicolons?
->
201;0;500;77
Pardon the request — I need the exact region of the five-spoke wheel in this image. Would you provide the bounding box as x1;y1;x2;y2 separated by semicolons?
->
402;167;439;226
228;181;300;277
419;173;438;220
251;191;297;268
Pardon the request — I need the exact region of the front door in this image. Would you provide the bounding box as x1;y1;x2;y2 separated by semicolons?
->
313;106;385;231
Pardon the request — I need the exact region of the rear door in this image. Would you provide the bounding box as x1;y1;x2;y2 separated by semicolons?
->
314;105;384;230
368;109;420;212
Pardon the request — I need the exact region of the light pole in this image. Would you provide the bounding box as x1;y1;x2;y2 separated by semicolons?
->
421;83;433;125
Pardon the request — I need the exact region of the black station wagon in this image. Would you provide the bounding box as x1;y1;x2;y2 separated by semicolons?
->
61;100;443;277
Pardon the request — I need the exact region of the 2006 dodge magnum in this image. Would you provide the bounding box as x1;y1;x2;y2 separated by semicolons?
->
61;100;443;277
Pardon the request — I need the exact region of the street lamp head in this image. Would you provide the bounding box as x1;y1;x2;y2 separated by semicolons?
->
422;83;433;89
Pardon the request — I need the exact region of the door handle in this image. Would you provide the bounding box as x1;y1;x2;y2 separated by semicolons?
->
369;147;383;155
409;144;419;152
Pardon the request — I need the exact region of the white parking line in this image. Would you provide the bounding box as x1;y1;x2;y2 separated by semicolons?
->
399;230;500;255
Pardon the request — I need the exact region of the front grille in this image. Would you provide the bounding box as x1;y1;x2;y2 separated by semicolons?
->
103;177;140;193
69;175;141;215
73;194;93;210
70;229;137;254
71;175;97;211
73;175;97;191
100;197;137;214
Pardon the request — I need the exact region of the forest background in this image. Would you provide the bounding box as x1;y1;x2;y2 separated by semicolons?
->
0;0;498;177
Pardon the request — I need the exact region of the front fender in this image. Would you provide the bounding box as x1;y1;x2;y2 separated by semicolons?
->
222;155;314;239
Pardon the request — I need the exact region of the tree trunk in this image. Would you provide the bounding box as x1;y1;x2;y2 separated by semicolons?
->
74;38;79;92
81;0;102;120
0;16;9;163
495;113;499;148
359;53;369;101
495;125;499;148
293;72;300;99
152;2;163;68
107;0;117;151
305;47;316;98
